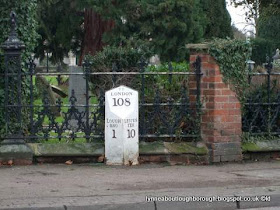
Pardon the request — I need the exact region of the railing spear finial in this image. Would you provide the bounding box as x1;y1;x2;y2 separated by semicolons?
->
10;11;17;37
1;11;25;50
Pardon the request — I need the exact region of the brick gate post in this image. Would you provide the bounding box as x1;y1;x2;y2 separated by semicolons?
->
187;44;242;163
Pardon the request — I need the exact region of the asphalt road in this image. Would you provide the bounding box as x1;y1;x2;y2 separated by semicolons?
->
0;161;280;209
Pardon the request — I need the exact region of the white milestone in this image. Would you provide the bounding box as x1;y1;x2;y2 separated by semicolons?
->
105;85;139;165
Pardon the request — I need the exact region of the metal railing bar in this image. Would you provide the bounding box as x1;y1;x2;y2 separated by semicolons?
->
0;72;201;76
1;103;198;108
244;102;280;106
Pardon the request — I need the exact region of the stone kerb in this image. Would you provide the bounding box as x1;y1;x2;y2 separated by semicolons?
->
187;43;242;163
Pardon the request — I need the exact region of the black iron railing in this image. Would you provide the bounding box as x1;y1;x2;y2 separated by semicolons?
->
1;60;202;142
242;57;280;136
0;12;202;143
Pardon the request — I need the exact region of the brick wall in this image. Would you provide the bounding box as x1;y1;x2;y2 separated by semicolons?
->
188;44;242;163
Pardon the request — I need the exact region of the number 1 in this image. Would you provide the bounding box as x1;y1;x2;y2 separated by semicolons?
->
112;129;116;138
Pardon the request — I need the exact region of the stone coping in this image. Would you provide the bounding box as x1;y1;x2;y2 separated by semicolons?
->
5;140;280;157
186;43;210;50
242;140;280;152
27;141;208;157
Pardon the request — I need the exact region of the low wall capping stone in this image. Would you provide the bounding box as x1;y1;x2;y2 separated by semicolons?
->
26;141;209;165
0;135;33;165
186;43;210;51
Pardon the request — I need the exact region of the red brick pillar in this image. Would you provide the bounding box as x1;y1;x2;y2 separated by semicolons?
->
187;44;242;162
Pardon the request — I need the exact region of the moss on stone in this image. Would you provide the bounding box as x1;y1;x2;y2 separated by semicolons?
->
28;142;104;156
242;140;280;152
139;141;167;154
28;141;209;156
242;142;261;152
164;142;208;155
0;144;33;160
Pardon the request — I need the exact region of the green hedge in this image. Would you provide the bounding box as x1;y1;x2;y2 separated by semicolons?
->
251;38;280;65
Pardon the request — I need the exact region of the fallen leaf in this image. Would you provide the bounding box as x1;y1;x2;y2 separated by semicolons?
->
97;155;104;163
65;160;73;165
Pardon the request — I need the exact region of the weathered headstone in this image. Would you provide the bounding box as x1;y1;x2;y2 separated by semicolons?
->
273;49;280;70
68;66;86;110
68;66;87;129
105;85;139;165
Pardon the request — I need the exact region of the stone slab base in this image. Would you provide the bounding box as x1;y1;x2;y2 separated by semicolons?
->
33;154;209;165
242;140;280;161
0;143;33;165
0;159;33;165
34;156;100;164
208;142;242;163
243;151;280;161
139;154;209;165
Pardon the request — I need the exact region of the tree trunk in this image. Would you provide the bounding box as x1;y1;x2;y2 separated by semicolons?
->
78;8;114;66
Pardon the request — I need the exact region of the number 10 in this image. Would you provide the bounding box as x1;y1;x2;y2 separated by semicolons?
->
112;129;136;138
127;129;135;138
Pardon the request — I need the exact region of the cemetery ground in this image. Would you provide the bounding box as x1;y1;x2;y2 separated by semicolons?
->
0;161;280;209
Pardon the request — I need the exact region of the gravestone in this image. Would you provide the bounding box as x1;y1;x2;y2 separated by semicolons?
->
68;66;86;110
68;66;86;130
273;49;280;70
105;85;139;165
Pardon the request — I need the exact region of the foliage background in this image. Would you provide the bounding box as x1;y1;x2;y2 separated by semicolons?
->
209;38;251;100
202;0;233;39
251;38;280;65
34;0;233;64
34;0;83;64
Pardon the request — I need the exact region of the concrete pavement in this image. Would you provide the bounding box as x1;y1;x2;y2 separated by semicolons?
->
0;161;280;209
